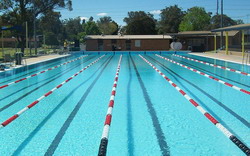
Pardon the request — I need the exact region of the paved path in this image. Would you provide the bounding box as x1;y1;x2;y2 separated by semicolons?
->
190;52;250;66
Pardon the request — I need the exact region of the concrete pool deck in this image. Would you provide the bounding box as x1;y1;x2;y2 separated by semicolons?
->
190;51;250;66
24;54;69;65
0;54;69;72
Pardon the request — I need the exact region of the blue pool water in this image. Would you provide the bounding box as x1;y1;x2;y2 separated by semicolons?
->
0;52;249;155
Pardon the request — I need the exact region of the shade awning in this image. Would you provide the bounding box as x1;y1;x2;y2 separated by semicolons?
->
211;24;250;32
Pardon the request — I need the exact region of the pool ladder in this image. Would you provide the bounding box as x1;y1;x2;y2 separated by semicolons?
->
242;50;250;65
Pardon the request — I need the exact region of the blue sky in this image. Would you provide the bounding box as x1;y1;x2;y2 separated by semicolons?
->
58;0;250;25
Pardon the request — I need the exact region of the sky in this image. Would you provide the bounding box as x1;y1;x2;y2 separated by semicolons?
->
58;0;250;25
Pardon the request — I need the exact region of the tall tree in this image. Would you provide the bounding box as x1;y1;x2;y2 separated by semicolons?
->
0;0;72;52
158;5;185;34
63;17;82;47
209;14;243;29
83;20;101;35
123;11;157;35
38;11;63;46
97;16;118;35
80;18;101;43
179;7;211;31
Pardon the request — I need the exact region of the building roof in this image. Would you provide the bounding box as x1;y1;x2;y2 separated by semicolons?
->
211;23;250;32
85;35;172;40
168;31;238;37
178;31;212;35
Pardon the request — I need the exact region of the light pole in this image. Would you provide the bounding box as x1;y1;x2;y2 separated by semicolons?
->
33;0;37;55
220;0;223;49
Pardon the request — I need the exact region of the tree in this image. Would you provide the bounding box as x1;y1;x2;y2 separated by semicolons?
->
123;11;157;35
38;11;63;46
158;5;185;34
97;16;118;35
179;7;211;31
80;18;101;43
0;0;72;53
63;17;82;47
209;14;243;29
83;20;101;35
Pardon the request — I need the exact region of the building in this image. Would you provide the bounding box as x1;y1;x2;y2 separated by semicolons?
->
85;35;172;51
172;31;240;52
85;24;250;53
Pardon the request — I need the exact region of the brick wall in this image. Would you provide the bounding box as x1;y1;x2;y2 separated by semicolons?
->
86;39;170;51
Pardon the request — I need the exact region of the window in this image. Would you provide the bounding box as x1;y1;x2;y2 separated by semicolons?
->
126;40;131;50
135;40;141;47
111;39;117;44
98;40;103;51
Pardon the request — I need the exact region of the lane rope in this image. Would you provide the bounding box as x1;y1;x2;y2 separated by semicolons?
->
98;55;122;156
0;55;105;129
173;54;250;77
139;55;250;155
156;54;250;95
0;55;88;89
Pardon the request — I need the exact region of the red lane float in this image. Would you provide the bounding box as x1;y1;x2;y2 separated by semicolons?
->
98;55;123;156
173;54;250;77
139;55;250;155
0;55;88;89
156;54;250;95
0;55;105;129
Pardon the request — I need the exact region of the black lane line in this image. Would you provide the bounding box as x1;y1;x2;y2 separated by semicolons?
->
147;55;250;129
0;56;96;113
0;55;76;84
130;55;170;156
0;56;96;103
162;55;250;88
44;55;114;156
127;55;135;156
12;56;112;155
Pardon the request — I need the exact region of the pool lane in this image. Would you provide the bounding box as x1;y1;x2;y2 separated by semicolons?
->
173;54;250;77
0;56;97;116
159;54;250;93
141;55;249;155
0;55;113;155
0;54;248;155
167;54;250;88
109;55;246;155
0;54;78;82
149;55;250;147
0;55;105;128
186;54;250;74
147;55;250;128
0;55;88;89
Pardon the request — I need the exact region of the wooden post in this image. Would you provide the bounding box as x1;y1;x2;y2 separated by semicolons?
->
242;31;245;57
214;35;217;52
225;32;229;55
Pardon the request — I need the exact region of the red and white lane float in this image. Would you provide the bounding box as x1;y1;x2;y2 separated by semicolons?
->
98;55;122;156
139;55;250;155
0;55;88;89
173;54;250;77
0;55;105;129
156;54;250;95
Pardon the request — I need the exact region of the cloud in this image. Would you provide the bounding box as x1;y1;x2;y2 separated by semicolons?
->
80;17;88;21
150;10;162;15
97;13;108;16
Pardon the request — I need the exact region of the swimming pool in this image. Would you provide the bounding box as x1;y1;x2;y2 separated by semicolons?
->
0;52;249;155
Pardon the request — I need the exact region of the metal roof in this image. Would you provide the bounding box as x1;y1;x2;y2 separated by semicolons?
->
167;31;238;37
85;35;172;40
211;23;250;32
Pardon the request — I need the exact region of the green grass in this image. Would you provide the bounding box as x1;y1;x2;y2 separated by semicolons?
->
0;48;61;60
